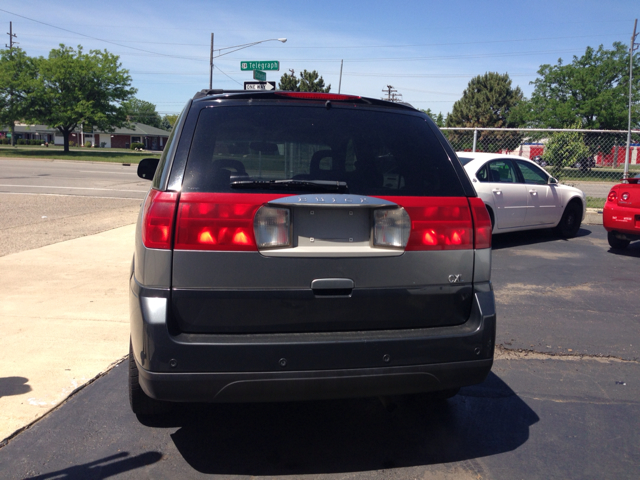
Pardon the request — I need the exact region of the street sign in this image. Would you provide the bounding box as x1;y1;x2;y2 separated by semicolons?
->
244;81;276;91
241;61;279;71
253;70;267;81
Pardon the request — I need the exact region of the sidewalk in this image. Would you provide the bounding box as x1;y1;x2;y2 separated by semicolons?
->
0;224;135;443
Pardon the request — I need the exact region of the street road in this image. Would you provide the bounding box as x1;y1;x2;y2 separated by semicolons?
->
0;158;148;199
0;159;148;256
0;226;638;479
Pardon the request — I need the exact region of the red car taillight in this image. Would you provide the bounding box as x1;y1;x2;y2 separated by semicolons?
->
608;190;617;202
174;193;279;251
469;197;492;249
390;197;490;251
141;189;179;250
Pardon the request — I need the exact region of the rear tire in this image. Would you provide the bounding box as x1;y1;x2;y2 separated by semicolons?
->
129;340;171;415
607;232;630;250
555;201;582;238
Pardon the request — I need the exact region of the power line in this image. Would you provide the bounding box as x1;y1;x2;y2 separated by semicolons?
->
0;8;200;61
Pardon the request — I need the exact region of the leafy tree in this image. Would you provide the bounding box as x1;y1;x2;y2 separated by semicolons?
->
0;47;39;146
420;108;446;127
161;114;179;130
278;71;299;91
522;42;640;130
122;98;162;128
543;122;591;181
446;72;524;152
278;69;330;92
31;45;136;152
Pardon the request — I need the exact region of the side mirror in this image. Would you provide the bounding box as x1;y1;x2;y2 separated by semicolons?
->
548;176;558;185
138;158;160;180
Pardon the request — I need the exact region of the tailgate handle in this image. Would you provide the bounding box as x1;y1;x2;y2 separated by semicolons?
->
311;278;354;297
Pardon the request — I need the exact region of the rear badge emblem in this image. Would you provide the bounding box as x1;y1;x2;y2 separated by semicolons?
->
448;274;462;284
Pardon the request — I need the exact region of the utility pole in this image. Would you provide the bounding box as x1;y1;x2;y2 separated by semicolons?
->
623;19;639;181
338;60;343;94
209;33;214;90
382;85;397;101
6;21;18;49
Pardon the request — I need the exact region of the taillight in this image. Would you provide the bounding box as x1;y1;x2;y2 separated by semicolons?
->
469;197;492;249
373;208;410;248
174;193;278;251
608;190;617;202
274;92;361;101
621;192;630;201
398;197;474;251
254;206;291;248
141;189;179;250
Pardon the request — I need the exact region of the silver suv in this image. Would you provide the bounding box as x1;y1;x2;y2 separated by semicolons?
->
129;90;496;415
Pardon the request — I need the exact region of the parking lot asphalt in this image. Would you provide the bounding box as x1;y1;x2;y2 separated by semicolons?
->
0;193;638;478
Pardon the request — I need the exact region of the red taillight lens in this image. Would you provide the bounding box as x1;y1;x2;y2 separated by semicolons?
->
469;197;492;249
141;189;179;249
392;197;473;251
175;193;279;251
274;92;361;101
608;190;617;202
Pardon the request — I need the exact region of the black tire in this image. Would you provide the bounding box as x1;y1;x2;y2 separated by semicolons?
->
607;232;630;250
555;201;582;238
487;207;495;232
129;340;171;415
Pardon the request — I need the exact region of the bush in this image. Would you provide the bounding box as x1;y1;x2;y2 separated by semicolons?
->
30;139;43;145
69;141;76;147
85;141;92;148
17;139;26;145
0;138;9;144
130;142;144;150
100;142;107;148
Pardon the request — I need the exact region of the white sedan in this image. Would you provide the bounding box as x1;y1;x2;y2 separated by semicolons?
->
457;152;586;237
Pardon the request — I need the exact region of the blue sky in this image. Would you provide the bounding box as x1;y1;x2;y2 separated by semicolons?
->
2;1;638;117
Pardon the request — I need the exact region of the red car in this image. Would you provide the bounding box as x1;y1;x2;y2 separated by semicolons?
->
604;175;640;250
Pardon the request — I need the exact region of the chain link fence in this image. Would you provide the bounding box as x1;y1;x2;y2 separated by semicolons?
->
441;128;640;186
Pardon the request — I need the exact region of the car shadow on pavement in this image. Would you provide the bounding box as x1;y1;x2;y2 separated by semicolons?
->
607;241;640;258
139;372;538;476
492;227;592;250
23;452;163;480
0;377;32;398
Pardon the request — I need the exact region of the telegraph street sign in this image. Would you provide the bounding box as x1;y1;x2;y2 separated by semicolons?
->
244;81;276;91
241;61;279;71
253;70;267;81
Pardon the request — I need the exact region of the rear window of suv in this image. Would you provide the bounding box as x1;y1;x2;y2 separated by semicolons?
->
181;104;464;197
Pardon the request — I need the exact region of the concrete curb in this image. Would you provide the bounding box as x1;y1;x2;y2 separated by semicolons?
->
584;208;603;225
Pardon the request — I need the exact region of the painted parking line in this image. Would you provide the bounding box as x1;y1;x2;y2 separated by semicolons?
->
0;184;148;193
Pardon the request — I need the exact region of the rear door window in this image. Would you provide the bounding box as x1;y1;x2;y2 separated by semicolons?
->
182;105;465;197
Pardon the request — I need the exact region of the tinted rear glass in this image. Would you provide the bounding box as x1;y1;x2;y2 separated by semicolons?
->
182;105;464;196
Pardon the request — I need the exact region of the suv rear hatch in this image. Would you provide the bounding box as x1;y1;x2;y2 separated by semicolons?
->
147;96;490;334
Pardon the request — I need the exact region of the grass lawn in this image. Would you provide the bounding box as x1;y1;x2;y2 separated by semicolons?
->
586;197;606;209
0;145;160;163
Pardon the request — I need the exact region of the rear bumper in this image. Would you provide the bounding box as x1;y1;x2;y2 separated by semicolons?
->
603;204;640;239
130;278;496;402
136;357;493;403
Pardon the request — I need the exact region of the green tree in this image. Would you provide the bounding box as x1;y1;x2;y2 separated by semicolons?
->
523;42;640;130
161;114;179;130
31;45;136;152
278;69;330;92
543;122;591;181
122;98;161;128
420;108;446;127
0;47;39;146
446;72;524;152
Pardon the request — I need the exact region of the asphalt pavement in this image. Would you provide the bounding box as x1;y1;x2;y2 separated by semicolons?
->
0;159;638;479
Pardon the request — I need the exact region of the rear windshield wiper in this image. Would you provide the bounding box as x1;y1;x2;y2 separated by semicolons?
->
230;179;349;193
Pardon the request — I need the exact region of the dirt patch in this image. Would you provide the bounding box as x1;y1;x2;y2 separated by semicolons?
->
495;282;595;303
